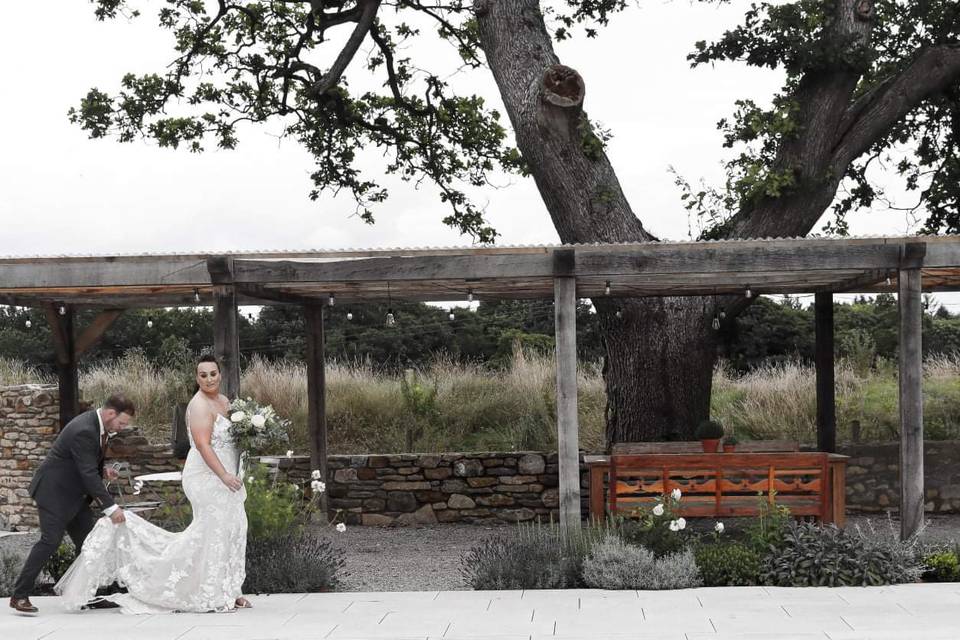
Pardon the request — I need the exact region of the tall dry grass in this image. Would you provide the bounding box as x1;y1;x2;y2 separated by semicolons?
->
7;350;960;451
0;358;52;386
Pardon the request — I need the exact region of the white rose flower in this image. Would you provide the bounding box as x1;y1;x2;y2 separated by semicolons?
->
669;520;680;532
286;450;294;458
652;503;665;516
671;488;682;501
251;414;266;428
230;411;246;423
335;523;347;533
311;480;326;493
290;483;299;493
715;521;725;534
677;517;687;530
311;469;322;480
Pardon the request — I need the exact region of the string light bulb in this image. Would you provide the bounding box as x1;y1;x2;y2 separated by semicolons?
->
719;308;727;320
745;286;753;299
448;310;456;321
604;281;611;296
885;276;892;286
328;293;335;307
467;289;474;303
193;288;201;303
615;307;623;319
25;320;31;329
146;317;154;329
346;312;353;321
385;309;396;327
712;315;721;331
58;305;66;316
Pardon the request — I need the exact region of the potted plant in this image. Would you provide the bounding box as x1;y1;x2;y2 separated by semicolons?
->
723;434;739;453
695;419;724;453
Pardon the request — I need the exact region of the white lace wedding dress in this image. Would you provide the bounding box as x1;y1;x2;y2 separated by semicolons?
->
55;414;248;614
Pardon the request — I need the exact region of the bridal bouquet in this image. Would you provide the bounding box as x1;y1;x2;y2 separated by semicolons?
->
227;397;290;457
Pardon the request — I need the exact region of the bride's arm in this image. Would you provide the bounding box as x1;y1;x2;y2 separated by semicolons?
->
187;404;242;492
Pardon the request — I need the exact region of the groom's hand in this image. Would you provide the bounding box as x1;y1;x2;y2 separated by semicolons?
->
110;508;126;525
103;467;119;481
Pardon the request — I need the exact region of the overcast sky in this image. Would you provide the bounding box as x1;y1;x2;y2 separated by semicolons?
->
0;0;927;263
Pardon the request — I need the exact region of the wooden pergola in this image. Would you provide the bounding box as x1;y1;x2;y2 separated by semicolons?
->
3;235;959;539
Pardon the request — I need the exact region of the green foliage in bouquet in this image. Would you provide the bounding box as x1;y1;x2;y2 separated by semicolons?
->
228;397;291;457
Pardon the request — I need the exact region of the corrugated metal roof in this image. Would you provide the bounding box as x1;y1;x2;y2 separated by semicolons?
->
0;234;952;261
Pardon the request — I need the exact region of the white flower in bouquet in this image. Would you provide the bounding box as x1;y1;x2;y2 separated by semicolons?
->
335;523;346;533
652;503;665;516
251;414;266;429
677;517;687;530
715;521;725;534
671;488;682;501
669;520;680;532
230;411;246;423
311;469;322;480
311;480;326;493
286;450;294;458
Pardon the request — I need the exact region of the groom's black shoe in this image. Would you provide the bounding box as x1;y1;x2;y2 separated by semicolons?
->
9;597;38;615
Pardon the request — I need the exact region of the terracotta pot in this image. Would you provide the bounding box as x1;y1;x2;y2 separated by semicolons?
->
723;444;736;453
701;438;721;453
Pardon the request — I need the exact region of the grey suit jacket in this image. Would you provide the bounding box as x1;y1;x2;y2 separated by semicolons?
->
29;410;115;517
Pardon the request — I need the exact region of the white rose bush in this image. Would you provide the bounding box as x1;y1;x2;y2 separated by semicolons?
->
227;397;290;457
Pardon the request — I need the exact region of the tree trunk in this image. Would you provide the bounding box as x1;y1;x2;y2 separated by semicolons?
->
475;0;719;440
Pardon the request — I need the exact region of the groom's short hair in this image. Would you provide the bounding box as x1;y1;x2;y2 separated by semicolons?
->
103;393;136;416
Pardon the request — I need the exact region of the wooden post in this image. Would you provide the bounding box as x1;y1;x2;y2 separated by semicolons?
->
815;292;836;453
45;306;78;429
554;272;581;538
209;257;241;399
898;267;924;539
305;303;329;519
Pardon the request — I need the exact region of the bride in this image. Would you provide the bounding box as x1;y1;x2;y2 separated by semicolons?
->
56;354;252;613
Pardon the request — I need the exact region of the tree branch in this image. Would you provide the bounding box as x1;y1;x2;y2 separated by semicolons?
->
833;44;960;170
308;0;382;97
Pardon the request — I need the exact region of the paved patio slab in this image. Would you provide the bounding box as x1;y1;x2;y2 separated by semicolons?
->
3;584;959;640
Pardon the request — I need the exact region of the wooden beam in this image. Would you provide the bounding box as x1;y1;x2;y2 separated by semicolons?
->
305;303;329;520
209;258;241;399
74;310;123;357
235;283;324;305
815;293;836;453
554;275;581;538
898;268;924;540
44;305;79;429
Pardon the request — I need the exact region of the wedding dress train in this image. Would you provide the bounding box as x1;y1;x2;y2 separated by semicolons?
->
55;414;248;613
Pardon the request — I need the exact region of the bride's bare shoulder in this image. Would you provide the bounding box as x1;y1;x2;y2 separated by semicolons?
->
187;395;215;421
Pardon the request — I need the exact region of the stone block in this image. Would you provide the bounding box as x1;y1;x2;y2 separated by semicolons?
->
334;468;359;483
362;498;387;511
424;468;452;480
369;456;391;468
541;488;559;508
420;455;440;469
386;491;418;512
498;508;536;522
454;459;484;477
485;467;514;476
466;477;498;488
396;504;437;525
448;494;476;509
476;494;514;507
437;509;460;523
518;454;545;475
356;468;377;480
362;513;395;526
414;490;447;504
499;475;538;485
441;479;469;493
382;481;430;491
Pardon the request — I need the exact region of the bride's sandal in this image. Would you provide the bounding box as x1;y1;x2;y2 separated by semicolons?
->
235;597;252;609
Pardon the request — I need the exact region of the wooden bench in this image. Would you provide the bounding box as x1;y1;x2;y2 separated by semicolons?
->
586;447;848;526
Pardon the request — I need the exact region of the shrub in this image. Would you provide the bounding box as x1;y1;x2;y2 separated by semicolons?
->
0;550;19;597
582;535;701;590
762;522;923;587
43;542;76;583
244;463;304;541
460;523;594;590
244;532;345;593
923;550;960;582
695;542;761;586
745;496;792;551
617;493;693;558
695;419;724;439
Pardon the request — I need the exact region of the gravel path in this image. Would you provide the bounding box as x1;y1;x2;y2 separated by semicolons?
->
5;515;960;593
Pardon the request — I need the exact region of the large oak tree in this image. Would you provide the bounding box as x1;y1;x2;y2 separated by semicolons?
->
76;0;960;443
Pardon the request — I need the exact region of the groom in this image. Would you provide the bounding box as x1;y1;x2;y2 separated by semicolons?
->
9;393;135;615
